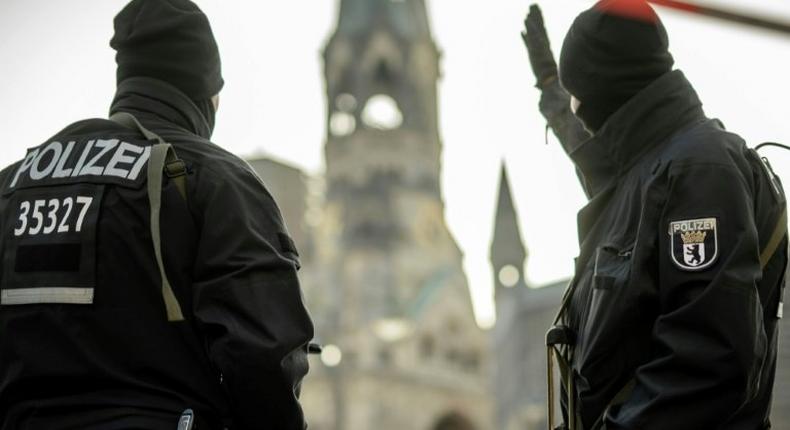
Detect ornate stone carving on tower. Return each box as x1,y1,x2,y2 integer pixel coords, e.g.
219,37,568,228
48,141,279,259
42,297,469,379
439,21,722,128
299,1,492,429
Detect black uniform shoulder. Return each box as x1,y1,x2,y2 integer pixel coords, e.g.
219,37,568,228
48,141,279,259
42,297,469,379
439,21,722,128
55,116,258,186
658,119,761,199
54,118,119,137
155,129,266,192
0,162,19,190
145,127,280,226
662,119,749,171
152,127,297,265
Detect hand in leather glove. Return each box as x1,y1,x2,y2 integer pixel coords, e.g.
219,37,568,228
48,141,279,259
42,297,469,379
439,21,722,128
521,4,558,89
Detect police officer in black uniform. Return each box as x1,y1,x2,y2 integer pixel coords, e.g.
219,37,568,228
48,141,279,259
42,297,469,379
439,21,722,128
522,1,788,428
0,1,314,428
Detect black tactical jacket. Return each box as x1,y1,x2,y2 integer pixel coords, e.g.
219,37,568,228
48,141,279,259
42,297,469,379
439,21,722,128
542,70,788,429
0,77,314,429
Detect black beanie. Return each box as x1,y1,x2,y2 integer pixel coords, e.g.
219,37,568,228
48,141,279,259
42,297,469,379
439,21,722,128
110,0,224,102
559,0,674,132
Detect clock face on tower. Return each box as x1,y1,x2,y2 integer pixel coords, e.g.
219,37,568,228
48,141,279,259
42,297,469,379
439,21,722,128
498,265,520,288
361,94,403,130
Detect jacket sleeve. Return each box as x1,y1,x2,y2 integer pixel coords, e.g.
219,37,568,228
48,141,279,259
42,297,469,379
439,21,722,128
191,164,314,429
538,80,593,197
539,80,591,156
608,162,767,429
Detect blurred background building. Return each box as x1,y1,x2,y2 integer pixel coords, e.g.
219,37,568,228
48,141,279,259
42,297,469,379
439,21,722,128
250,0,491,428
246,1,790,430
489,165,563,430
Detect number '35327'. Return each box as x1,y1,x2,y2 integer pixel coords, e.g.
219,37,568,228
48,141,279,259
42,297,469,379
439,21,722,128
14,197,94,237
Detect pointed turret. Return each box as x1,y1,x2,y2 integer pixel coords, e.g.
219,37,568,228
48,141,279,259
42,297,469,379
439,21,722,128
490,163,528,290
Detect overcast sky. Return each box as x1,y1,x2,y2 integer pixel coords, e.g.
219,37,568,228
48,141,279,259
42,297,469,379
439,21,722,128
1,0,789,327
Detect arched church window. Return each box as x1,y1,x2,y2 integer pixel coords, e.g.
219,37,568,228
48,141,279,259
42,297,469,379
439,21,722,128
362,94,403,130
432,412,477,430
420,335,435,359
463,350,481,372
378,347,393,365
446,318,461,336
375,61,393,83
498,265,520,288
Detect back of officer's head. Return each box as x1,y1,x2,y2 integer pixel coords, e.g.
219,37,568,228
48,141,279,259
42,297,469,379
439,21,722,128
110,0,224,127
559,0,674,132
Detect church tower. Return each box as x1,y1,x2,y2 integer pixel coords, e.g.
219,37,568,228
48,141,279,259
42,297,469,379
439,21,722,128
321,0,457,333
324,0,442,250
489,163,534,429
300,1,493,429
490,163,528,294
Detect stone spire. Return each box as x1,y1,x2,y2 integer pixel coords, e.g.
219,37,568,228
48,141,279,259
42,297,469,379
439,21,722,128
490,162,528,289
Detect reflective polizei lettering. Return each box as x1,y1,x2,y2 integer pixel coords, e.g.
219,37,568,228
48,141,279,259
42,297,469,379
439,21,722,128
9,139,151,188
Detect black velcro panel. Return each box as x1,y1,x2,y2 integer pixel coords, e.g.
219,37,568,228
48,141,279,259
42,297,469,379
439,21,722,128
15,244,82,272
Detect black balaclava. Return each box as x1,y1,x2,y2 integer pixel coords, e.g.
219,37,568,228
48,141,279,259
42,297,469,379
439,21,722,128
110,0,223,134
559,0,674,132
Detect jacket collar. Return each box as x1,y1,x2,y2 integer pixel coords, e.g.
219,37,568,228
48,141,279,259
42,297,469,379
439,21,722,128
109,77,212,139
569,70,707,195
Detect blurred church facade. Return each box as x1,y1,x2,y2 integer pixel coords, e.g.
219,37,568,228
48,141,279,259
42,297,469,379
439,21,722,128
249,0,491,429
246,1,790,429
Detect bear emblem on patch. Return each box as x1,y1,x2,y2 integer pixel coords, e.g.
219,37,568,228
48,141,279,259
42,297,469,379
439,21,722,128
668,217,718,271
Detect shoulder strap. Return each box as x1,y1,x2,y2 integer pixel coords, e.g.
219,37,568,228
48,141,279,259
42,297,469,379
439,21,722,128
110,112,188,201
760,207,787,270
110,112,186,322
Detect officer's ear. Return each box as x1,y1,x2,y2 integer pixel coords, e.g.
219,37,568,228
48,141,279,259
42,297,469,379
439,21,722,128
211,94,220,112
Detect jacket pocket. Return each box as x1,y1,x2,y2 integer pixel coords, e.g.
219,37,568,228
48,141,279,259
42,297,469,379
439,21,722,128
593,245,633,290
576,244,634,334
586,244,634,334
578,244,635,381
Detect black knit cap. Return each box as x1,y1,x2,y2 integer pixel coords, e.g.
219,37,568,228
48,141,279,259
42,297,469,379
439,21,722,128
110,0,224,101
559,0,674,132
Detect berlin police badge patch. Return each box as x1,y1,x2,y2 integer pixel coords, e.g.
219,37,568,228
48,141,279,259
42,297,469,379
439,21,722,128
669,218,718,271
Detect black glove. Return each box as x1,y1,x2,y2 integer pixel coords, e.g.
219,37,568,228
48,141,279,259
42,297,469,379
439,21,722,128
521,4,558,89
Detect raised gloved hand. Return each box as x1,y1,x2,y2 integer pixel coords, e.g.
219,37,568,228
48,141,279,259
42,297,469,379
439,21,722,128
521,4,558,89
